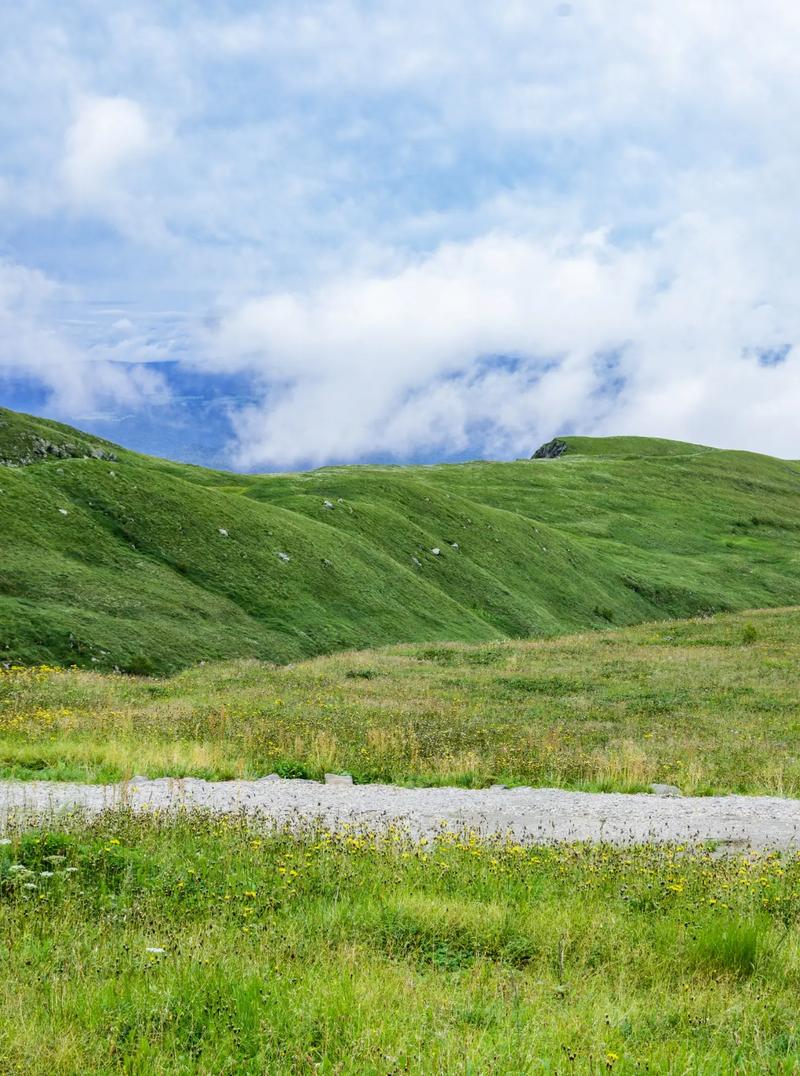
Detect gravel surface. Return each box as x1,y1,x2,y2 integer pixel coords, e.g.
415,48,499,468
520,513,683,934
3,776,800,848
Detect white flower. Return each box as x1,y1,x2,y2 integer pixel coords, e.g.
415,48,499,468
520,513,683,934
8,864,29,873
39,870,54,877
64,867,79,874
0,838,11,846
145,947,166,955
22,882,37,890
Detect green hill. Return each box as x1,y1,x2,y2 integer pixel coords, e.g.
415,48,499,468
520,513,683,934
1,406,799,673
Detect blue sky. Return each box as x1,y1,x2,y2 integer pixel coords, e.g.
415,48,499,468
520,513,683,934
1,2,799,468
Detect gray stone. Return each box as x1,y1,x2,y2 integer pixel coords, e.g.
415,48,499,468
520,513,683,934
277,551,291,562
322,499,334,509
325,773,354,786
490,783,510,791
431,547,441,556
532,438,568,460
650,783,682,797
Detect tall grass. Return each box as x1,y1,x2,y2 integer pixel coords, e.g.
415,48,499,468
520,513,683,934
2,606,800,795
1,813,800,1072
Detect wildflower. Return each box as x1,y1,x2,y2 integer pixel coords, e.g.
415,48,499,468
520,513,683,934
145,947,166,955
8,864,30,874
22,882,38,890
39,871,54,878
605,1051,619,1068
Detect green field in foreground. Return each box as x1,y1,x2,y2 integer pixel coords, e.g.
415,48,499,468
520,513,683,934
1,814,799,1073
3,606,800,796
3,406,800,675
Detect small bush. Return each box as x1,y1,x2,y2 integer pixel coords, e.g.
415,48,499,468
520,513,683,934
593,605,615,622
742,623,758,645
123,654,159,676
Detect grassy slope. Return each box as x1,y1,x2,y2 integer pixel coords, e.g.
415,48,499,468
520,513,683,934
1,407,800,673
4,606,800,795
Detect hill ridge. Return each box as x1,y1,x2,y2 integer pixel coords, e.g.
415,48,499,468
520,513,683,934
1,406,800,673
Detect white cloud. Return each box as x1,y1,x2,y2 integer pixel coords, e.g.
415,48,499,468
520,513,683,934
62,95,153,201
3,2,800,464
0,261,169,415
203,214,800,467
59,94,170,244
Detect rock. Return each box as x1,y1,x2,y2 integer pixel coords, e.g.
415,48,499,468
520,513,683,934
322,499,334,509
218,528,229,537
325,773,353,786
277,551,291,562
411,556,422,567
532,438,568,460
58,508,68,516
650,783,682,797
451,542,459,550
431,547,441,556
490,783,510,791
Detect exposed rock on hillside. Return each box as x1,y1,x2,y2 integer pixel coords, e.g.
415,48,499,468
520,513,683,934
531,438,568,460
0,437,117,467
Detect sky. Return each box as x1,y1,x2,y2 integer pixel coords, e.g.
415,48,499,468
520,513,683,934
2,1,800,469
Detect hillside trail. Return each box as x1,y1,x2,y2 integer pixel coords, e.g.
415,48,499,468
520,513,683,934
2,777,800,849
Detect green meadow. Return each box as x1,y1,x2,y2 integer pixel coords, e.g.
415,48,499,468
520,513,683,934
2,815,800,1073
2,606,800,796
4,408,800,1073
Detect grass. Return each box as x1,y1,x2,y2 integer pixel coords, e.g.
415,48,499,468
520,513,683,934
3,407,800,674
5,410,800,1071
1,813,800,1072
2,605,800,795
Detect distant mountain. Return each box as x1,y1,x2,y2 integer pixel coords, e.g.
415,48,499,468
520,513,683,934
1,406,799,673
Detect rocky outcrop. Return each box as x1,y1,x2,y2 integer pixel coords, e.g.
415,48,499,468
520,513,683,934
531,438,568,460
0,434,117,467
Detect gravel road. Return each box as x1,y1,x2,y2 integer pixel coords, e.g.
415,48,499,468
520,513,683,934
3,776,800,848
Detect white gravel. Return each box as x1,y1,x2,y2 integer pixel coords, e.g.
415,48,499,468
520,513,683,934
3,776,800,848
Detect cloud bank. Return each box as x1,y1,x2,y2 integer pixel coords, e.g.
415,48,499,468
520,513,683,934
1,2,799,463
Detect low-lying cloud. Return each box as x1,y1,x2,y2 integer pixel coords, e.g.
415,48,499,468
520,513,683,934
204,220,800,467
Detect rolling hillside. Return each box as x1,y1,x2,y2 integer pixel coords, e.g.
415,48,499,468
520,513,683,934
1,406,799,673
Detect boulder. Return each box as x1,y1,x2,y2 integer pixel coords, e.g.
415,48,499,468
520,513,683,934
532,438,568,460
